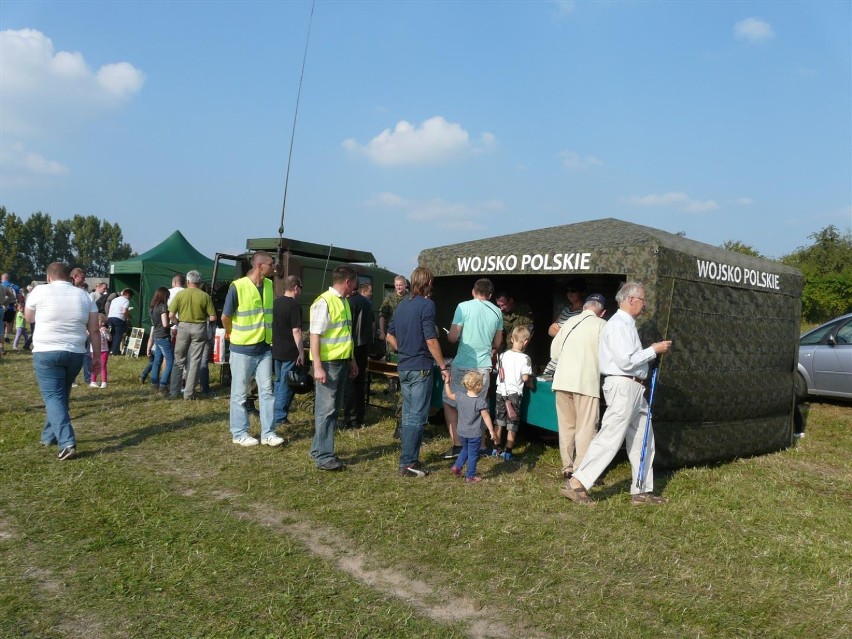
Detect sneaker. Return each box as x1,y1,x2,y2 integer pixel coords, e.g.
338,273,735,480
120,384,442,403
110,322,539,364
491,448,503,457
399,461,431,478
465,476,483,484
261,435,284,447
100,382,107,389
442,446,462,459
57,446,77,461
71,382,78,388
631,492,667,505
232,435,259,447
450,465,462,477
502,451,513,461
89,382,99,388
316,458,345,471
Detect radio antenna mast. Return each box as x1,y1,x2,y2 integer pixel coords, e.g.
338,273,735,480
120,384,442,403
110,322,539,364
278,0,316,240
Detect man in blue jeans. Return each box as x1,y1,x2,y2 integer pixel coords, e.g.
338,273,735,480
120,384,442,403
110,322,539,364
309,265,358,471
25,262,102,461
272,275,303,426
386,266,450,478
221,252,277,447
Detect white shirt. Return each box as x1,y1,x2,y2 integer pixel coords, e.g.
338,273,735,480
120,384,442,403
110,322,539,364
598,309,657,379
25,281,96,353
496,349,532,396
108,295,130,320
168,286,185,310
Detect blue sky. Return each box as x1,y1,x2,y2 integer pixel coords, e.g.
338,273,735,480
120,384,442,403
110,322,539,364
1,0,850,275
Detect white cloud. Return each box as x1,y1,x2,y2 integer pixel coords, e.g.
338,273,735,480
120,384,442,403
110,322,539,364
627,192,720,213
553,1,576,21
0,28,145,136
0,142,68,188
343,116,496,166
558,150,603,171
366,191,504,230
0,28,145,182
734,18,775,43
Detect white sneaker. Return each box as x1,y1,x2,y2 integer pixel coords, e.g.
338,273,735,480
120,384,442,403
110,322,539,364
100,382,108,389
261,434,284,447
232,435,259,447
90,382,99,388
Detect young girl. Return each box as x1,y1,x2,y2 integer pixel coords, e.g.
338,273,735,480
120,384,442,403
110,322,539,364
12,302,28,349
444,370,497,483
90,313,111,389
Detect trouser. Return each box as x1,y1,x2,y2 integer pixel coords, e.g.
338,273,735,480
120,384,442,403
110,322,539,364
170,322,207,399
555,391,600,475
574,377,653,495
343,344,369,426
311,360,347,465
398,368,433,468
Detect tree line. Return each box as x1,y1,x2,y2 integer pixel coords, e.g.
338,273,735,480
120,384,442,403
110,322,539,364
722,224,852,323
0,206,135,282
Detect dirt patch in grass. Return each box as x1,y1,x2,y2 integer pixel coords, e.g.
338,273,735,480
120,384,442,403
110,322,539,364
221,496,546,639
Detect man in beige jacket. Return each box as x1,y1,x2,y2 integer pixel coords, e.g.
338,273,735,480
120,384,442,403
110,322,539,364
550,293,607,484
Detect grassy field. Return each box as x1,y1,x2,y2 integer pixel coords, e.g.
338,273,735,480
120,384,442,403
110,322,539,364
1,350,849,639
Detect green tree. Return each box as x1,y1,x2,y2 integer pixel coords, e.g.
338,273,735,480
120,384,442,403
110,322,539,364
1,207,136,281
20,212,57,279
0,206,29,282
782,225,852,322
721,240,763,258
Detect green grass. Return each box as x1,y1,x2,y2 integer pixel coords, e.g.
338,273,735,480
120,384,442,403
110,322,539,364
1,350,850,638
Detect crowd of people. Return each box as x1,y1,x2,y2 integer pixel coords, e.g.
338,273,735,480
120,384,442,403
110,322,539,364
14,258,673,504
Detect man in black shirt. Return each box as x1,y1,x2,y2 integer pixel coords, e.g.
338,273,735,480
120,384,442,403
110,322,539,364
272,275,303,426
343,281,374,428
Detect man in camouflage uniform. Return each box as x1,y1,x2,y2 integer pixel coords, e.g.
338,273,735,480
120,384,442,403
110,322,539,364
494,291,534,341
377,275,407,347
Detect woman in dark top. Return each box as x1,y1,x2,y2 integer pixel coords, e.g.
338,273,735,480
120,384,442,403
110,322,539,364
148,287,174,394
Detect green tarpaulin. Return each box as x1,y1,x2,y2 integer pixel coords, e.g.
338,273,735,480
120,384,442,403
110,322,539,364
109,230,232,330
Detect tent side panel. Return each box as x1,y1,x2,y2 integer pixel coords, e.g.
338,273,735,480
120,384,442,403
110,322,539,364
654,415,792,468
645,278,798,466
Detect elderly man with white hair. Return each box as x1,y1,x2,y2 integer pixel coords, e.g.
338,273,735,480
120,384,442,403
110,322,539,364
562,282,671,506
168,270,216,400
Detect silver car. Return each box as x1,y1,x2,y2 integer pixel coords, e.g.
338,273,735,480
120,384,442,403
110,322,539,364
796,312,852,401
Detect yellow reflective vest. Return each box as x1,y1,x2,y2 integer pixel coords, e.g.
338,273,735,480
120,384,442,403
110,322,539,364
311,289,353,361
229,277,273,346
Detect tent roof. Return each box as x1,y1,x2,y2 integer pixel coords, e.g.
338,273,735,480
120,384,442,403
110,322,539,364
115,230,214,269
419,217,802,292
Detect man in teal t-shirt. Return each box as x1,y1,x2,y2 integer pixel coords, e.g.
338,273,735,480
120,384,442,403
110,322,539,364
442,278,503,459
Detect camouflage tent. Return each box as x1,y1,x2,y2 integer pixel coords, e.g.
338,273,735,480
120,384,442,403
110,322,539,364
419,218,804,468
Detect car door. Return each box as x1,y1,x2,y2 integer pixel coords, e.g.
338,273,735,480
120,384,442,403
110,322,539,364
811,318,852,398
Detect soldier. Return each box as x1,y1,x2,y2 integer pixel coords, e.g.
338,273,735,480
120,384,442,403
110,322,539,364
495,291,534,340
378,275,407,345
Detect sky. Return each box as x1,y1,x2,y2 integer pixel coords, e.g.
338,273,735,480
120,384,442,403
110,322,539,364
1,0,850,275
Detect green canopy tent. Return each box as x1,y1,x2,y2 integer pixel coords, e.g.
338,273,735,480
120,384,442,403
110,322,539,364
109,230,232,331
419,218,804,468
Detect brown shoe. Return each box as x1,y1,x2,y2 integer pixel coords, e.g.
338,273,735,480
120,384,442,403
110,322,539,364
631,492,667,505
560,479,595,505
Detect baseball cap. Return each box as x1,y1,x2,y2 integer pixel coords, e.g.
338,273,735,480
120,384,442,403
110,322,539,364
586,293,606,306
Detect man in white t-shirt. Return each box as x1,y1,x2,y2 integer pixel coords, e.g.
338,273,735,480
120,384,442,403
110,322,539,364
25,262,101,461
107,288,132,355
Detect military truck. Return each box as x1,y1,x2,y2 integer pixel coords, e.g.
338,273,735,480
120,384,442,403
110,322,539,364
211,236,400,329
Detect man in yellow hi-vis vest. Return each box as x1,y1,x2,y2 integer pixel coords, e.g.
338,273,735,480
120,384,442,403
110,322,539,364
309,265,358,470
221,251,277,447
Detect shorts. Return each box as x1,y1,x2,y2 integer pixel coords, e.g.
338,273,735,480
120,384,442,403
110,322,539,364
443,366,491,408
3,308,15,324
496,393,521,432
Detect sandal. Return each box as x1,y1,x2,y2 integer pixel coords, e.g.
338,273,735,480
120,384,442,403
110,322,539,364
560,480,595,505
631,492,667,505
